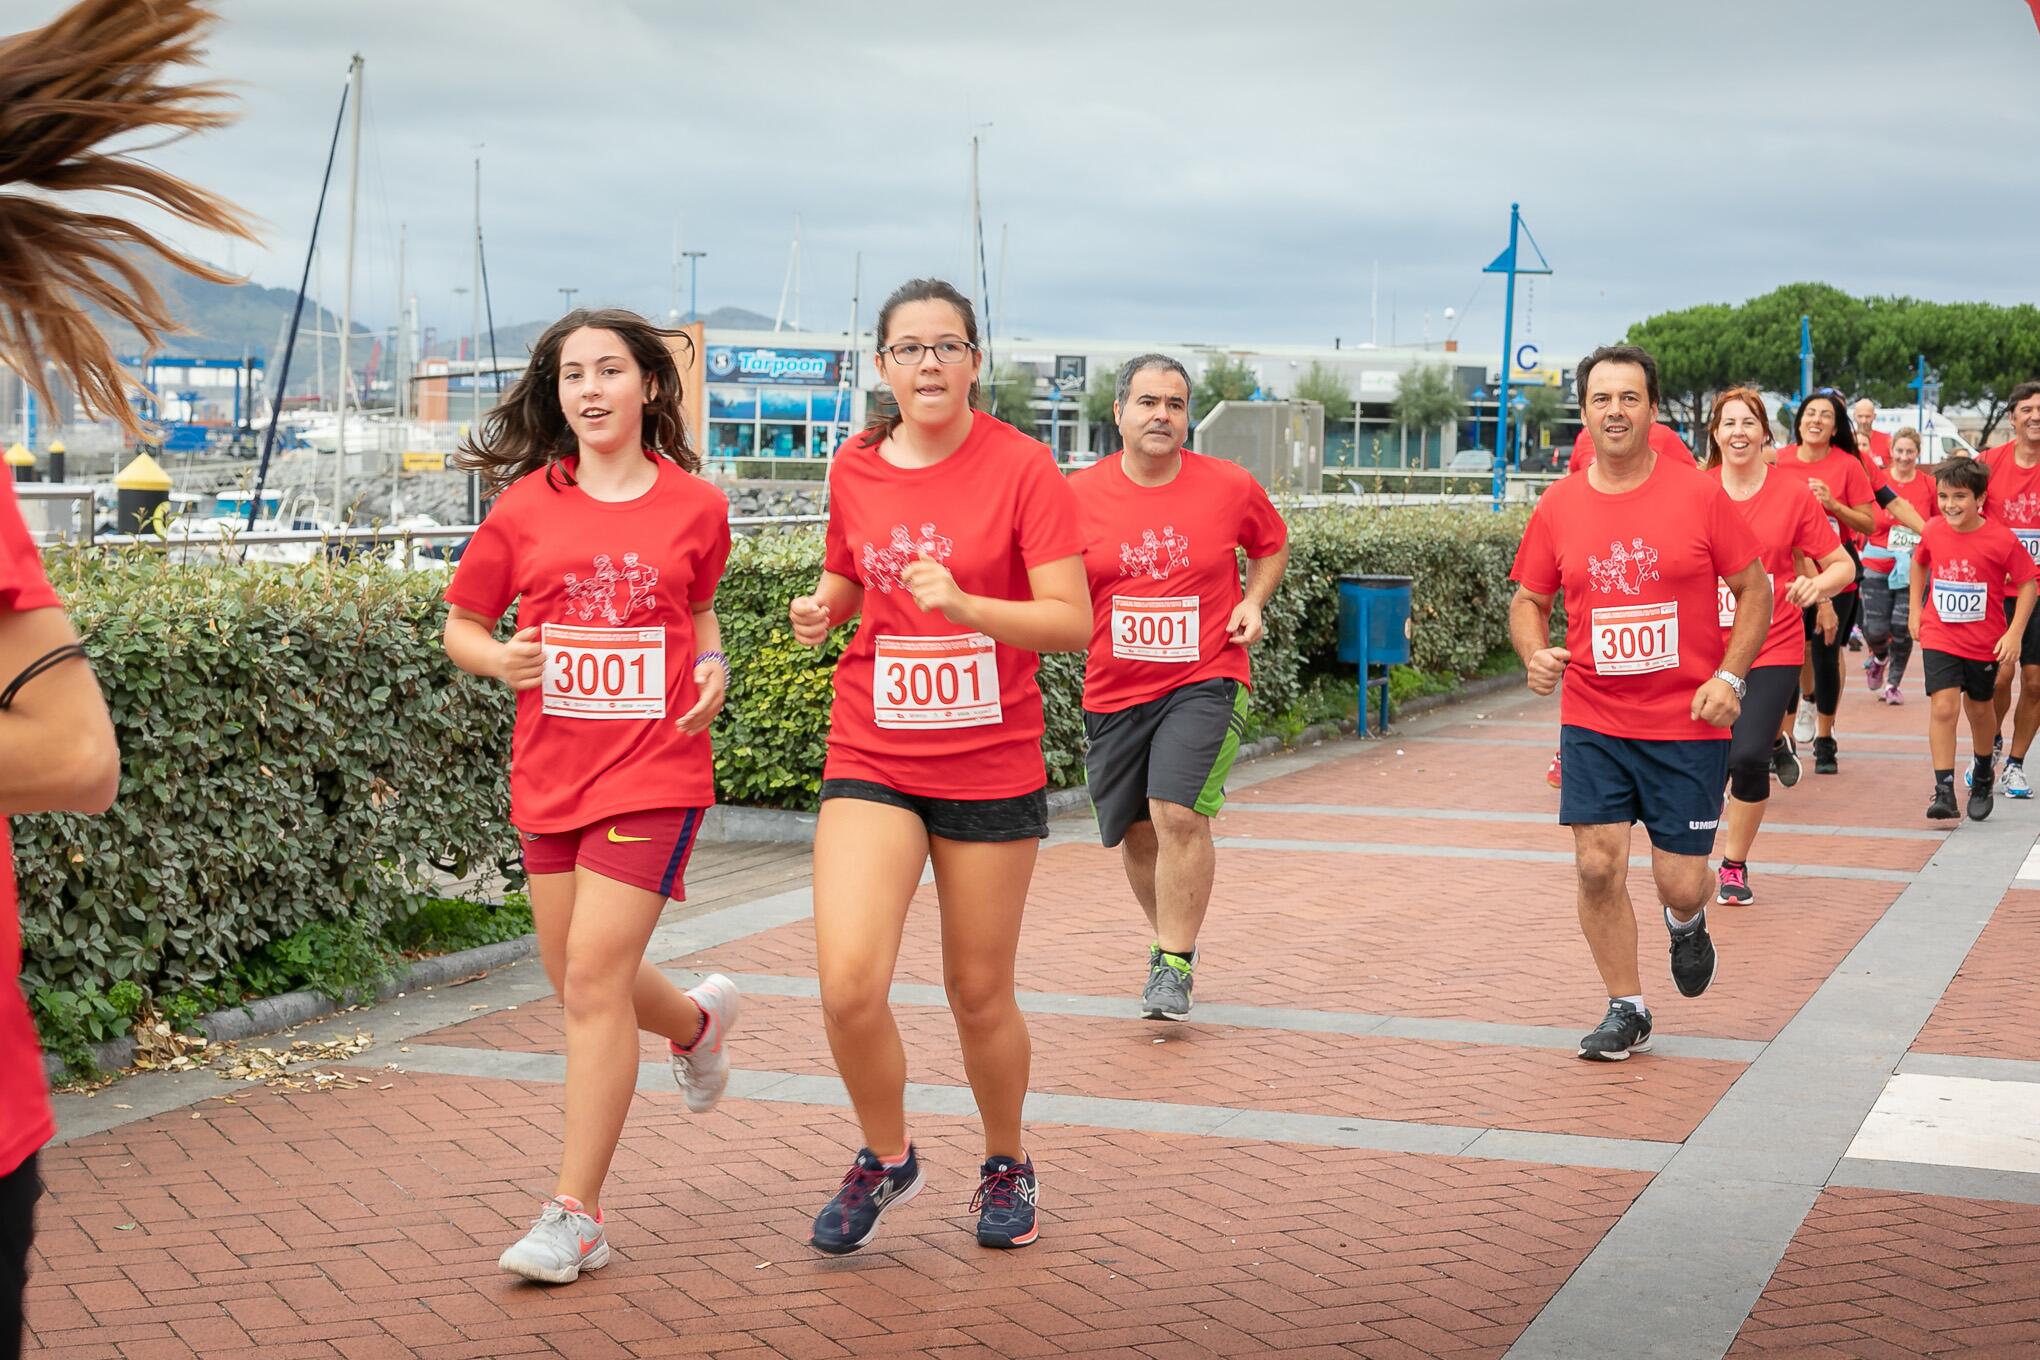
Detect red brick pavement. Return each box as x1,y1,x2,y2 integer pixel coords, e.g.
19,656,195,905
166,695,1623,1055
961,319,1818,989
698,843,1896,1041
1911,888,2040,1063
417,992,1744,1144
1727,1186,2040,1357
28,1071,1650,1359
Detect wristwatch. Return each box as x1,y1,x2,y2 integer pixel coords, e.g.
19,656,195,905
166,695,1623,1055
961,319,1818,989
1713,670,1747,700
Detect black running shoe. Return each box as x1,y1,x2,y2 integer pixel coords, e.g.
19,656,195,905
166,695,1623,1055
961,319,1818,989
1969,769,1995,822
1770,735,1802,789
810,1146,924,1255
971,1156,1039,1249
1577,999,1653,1062
1927,784,1960,820
1667,910,1717,998
1812,736,1838,775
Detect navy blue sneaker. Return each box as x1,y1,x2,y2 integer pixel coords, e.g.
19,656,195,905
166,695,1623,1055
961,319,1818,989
972,1155,1038,1249
810,1146,924,1255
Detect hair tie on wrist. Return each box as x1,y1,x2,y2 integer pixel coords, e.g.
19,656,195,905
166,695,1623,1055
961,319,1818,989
696,649,729,676
0,643,89,710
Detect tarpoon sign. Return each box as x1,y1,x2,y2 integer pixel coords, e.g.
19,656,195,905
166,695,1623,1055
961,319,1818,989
706,346,841,387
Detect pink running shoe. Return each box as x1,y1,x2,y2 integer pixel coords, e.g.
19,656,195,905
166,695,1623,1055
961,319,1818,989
1546,751,1562,789
1882,684,1904,706
1716,861,1753,906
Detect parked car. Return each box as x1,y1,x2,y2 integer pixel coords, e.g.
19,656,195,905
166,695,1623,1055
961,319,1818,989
1446,448,1494,473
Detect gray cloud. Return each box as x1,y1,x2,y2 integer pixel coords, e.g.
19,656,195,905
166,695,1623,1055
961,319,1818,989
17,0,2037,360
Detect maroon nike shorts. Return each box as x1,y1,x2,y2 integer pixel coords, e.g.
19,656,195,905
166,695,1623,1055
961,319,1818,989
519,806,707,899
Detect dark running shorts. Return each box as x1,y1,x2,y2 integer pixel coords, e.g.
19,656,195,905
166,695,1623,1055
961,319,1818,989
818,780,1049,843
2001,598,2040,668
1923,648,1999,702
1082,678,1248,848
1558,724,1729,857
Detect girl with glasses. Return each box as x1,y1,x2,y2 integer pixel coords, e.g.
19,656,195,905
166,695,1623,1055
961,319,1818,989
788,278,1088,1255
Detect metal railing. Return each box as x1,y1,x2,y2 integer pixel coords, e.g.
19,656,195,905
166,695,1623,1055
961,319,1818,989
15,484,99,546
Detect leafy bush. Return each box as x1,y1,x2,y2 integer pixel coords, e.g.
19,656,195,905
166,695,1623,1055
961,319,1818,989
23,505,1529,1061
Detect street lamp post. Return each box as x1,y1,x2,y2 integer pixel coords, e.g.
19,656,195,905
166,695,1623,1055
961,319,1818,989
559,286,578,312
681,251,707,321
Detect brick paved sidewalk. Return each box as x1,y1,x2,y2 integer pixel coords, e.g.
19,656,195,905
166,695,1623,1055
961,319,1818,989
29,667,2040,1358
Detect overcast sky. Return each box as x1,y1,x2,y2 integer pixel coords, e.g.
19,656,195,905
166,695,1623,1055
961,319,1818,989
11,0,2039,360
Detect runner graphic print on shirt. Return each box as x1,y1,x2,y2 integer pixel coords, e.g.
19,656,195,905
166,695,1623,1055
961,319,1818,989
1587,538,1662,596
1119,526,1191,580
561,552,660,625
859,523,956,593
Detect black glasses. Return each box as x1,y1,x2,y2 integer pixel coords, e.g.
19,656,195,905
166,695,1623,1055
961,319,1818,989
879,340,977,365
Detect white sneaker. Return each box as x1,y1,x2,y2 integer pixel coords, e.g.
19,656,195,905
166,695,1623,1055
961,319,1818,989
1792,701,1815,745
499,1195,609,1283
671,973,741,1113
2007,764,2033,799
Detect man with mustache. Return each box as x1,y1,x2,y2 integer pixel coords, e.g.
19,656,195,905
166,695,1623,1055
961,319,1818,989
1070,355,1289,1020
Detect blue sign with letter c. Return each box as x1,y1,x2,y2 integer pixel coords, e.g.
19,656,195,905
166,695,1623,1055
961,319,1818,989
1515,342,1540,372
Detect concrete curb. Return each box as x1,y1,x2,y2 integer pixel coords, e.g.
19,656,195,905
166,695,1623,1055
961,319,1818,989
43,934,536,1084
46,668,1525,1082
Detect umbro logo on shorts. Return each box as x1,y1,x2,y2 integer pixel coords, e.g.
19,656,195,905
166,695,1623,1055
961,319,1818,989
1689,819,1720,831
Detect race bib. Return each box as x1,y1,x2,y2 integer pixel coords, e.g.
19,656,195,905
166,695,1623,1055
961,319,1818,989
1716,579,1737,629
1887,524,1920,555
1932,578,1988,624
1591,601,1679,676
2016,529,2040,566
1111,594,1199,663
873,633,1002,729
542,623,665,720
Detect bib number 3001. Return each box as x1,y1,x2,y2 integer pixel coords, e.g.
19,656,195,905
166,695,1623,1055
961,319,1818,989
542,623,665,719
874,633,1002,729
1591,601,1680,676
1112,594,1199,663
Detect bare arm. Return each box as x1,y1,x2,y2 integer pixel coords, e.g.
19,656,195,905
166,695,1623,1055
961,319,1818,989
0,606,119,816
1509,585,1569,695
444,604,541,690
1831,499,1877,536
788,569,864,646
1784,547,1856,608
675,605,725,734
1228,544,1291,645
1719,559,1771,677
921,554,1092,654
1879,488,1928,535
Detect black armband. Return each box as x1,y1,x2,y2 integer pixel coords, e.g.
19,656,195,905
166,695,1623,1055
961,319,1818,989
0,644,89,710
1874,484,1897,508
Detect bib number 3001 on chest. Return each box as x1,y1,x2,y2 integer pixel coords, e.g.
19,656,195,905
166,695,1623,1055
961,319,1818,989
1591,601,1680,676
542,623,666,719
874,633,1003,729
1112,594,1199,663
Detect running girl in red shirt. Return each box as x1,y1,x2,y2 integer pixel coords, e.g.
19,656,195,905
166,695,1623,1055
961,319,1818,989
445,309,739,1284
1702,390,1851,906
1860,428,1938,705
0,2,229,1346
787,278,1089,1255
1772,392,1928,774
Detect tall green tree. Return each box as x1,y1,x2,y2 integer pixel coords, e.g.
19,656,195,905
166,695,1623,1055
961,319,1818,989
1519,383,1566,447
976,362,1038,435
1293,361,1354,420
1390,363,1463,453
1193,354,1258,420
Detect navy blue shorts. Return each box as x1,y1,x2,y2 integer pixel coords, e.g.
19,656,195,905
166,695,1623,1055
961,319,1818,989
1558,725,1729,857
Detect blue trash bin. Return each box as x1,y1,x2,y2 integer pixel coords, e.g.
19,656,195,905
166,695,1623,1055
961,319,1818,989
1337,574,1414,734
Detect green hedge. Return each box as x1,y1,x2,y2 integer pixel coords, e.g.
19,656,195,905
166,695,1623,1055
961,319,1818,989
20,505,1528,1024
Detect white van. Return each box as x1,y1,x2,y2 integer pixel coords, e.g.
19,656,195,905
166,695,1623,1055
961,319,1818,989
1871,408,1979,464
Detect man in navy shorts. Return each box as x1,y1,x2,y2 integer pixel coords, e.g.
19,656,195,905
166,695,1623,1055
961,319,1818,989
1509,346,1770,1060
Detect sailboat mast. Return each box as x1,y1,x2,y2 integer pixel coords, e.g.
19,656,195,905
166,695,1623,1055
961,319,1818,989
332,52,362,522
394,222,407,421
471,152,483,441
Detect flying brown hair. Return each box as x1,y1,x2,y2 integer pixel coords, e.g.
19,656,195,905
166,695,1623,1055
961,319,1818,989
0,0,257,440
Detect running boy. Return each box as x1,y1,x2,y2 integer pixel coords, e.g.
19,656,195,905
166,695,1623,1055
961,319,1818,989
1910,457,2038,821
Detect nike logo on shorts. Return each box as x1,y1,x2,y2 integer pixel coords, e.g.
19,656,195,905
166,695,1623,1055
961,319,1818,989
607,828,652,844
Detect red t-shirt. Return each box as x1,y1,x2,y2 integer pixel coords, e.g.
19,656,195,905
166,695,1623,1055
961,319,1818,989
1982,444,2040,590
1512,457,1760,741
1772,446,1876,591
445,456,731,832
1569,423,1694,474
1863,469,1937,568
822,411,1083,797
1710,467,1842,670
0,472,57,1178
1859,429,1893,471
1070,450,1288,714
1914,517,2037,661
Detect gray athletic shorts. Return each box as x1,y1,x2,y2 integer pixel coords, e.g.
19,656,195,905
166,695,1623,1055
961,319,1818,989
1082,677,1248,848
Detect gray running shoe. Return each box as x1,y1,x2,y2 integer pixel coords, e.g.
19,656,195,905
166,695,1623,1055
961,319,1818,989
499,1196,609,1284
1141,946,1194,1021
670,973,741,1114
